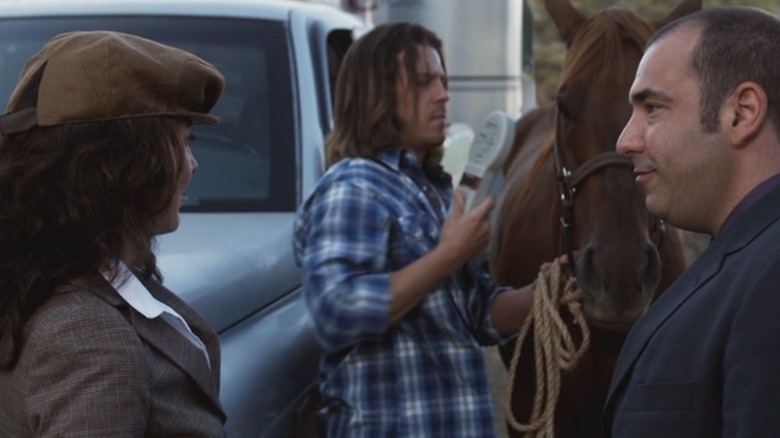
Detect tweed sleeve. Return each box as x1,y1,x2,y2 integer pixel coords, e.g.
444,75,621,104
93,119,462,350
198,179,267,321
21,294,152,437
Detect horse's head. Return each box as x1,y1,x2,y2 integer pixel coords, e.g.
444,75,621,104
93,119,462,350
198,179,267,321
546,0,699,331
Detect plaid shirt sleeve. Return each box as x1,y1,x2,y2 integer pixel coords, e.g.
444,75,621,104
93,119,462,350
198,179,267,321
458,258,513,346
294,177,393,352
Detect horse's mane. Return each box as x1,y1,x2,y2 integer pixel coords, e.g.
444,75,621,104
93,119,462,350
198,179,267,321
558,8,656,93
513,129,555,203
510,107,555,203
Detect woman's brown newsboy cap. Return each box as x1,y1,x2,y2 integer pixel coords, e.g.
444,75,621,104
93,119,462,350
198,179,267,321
0,30,225,135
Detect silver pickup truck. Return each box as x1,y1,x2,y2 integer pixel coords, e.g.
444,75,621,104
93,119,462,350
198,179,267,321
0,0,367,436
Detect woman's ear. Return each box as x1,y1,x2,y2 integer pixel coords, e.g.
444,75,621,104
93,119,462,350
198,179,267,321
721,82,768,148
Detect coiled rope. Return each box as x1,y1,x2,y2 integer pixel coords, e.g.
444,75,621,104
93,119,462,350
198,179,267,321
503,259,591,437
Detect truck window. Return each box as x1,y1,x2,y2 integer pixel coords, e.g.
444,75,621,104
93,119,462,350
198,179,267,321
0,16,295,213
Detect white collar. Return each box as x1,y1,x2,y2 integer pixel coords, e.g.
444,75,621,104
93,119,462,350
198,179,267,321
102,261,211,368
103,262,173,319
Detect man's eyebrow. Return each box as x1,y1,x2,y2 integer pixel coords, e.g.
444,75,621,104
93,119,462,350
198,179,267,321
630,88,673,105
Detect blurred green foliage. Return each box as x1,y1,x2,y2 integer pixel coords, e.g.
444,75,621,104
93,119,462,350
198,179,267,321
527,0,780,105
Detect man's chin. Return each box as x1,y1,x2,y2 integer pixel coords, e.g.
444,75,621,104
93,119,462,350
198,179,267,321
645,198,668,222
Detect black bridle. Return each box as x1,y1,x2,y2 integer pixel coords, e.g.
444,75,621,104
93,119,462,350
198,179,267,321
552,129,670,277
553,134,634,276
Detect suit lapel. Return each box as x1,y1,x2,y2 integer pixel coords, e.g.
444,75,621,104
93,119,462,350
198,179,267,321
605,184,780,415
130,311,222,406
139,280,224,415
85,275,224,418
604,243,722,415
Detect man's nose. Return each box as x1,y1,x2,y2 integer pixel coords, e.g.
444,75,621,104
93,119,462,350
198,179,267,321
616,114,643,155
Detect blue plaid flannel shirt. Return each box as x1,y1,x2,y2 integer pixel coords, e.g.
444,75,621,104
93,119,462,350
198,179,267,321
293,147,510,437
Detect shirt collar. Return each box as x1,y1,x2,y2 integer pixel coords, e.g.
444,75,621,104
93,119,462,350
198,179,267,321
375,147,406,172
374,147,452,186
100,262,212,370
102,262,167,319
718,171,780,236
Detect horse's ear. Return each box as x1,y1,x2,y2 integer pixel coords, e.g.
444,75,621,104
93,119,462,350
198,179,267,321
653,0,702,30
545,0,586,47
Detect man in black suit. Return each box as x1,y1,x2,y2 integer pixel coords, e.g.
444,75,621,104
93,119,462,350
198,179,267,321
604,6,780,437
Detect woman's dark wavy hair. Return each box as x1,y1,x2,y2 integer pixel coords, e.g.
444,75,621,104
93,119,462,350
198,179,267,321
0,116,186,368
325,22,447,170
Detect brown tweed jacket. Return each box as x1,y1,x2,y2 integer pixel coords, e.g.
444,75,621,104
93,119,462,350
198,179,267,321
0,276,226,437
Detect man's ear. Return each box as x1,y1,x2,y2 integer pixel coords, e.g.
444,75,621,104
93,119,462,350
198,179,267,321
721,82,768,147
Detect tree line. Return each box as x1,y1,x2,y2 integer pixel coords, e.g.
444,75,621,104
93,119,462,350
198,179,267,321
528,0,779,105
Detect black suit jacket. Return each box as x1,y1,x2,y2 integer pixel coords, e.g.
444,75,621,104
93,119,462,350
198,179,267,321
604,183,780,437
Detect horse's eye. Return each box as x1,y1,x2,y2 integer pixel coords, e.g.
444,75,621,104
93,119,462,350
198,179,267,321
557,98,573,120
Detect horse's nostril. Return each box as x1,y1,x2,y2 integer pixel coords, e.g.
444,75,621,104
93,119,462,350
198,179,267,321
643,244,662,290
582,246,594,268
645,245,659,271
578,245,596,286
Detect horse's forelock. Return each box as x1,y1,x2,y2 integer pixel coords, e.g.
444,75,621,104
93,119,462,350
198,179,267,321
558,8,655,93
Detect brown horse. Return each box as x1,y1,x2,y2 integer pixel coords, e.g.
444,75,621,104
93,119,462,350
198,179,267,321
489,0,700,436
